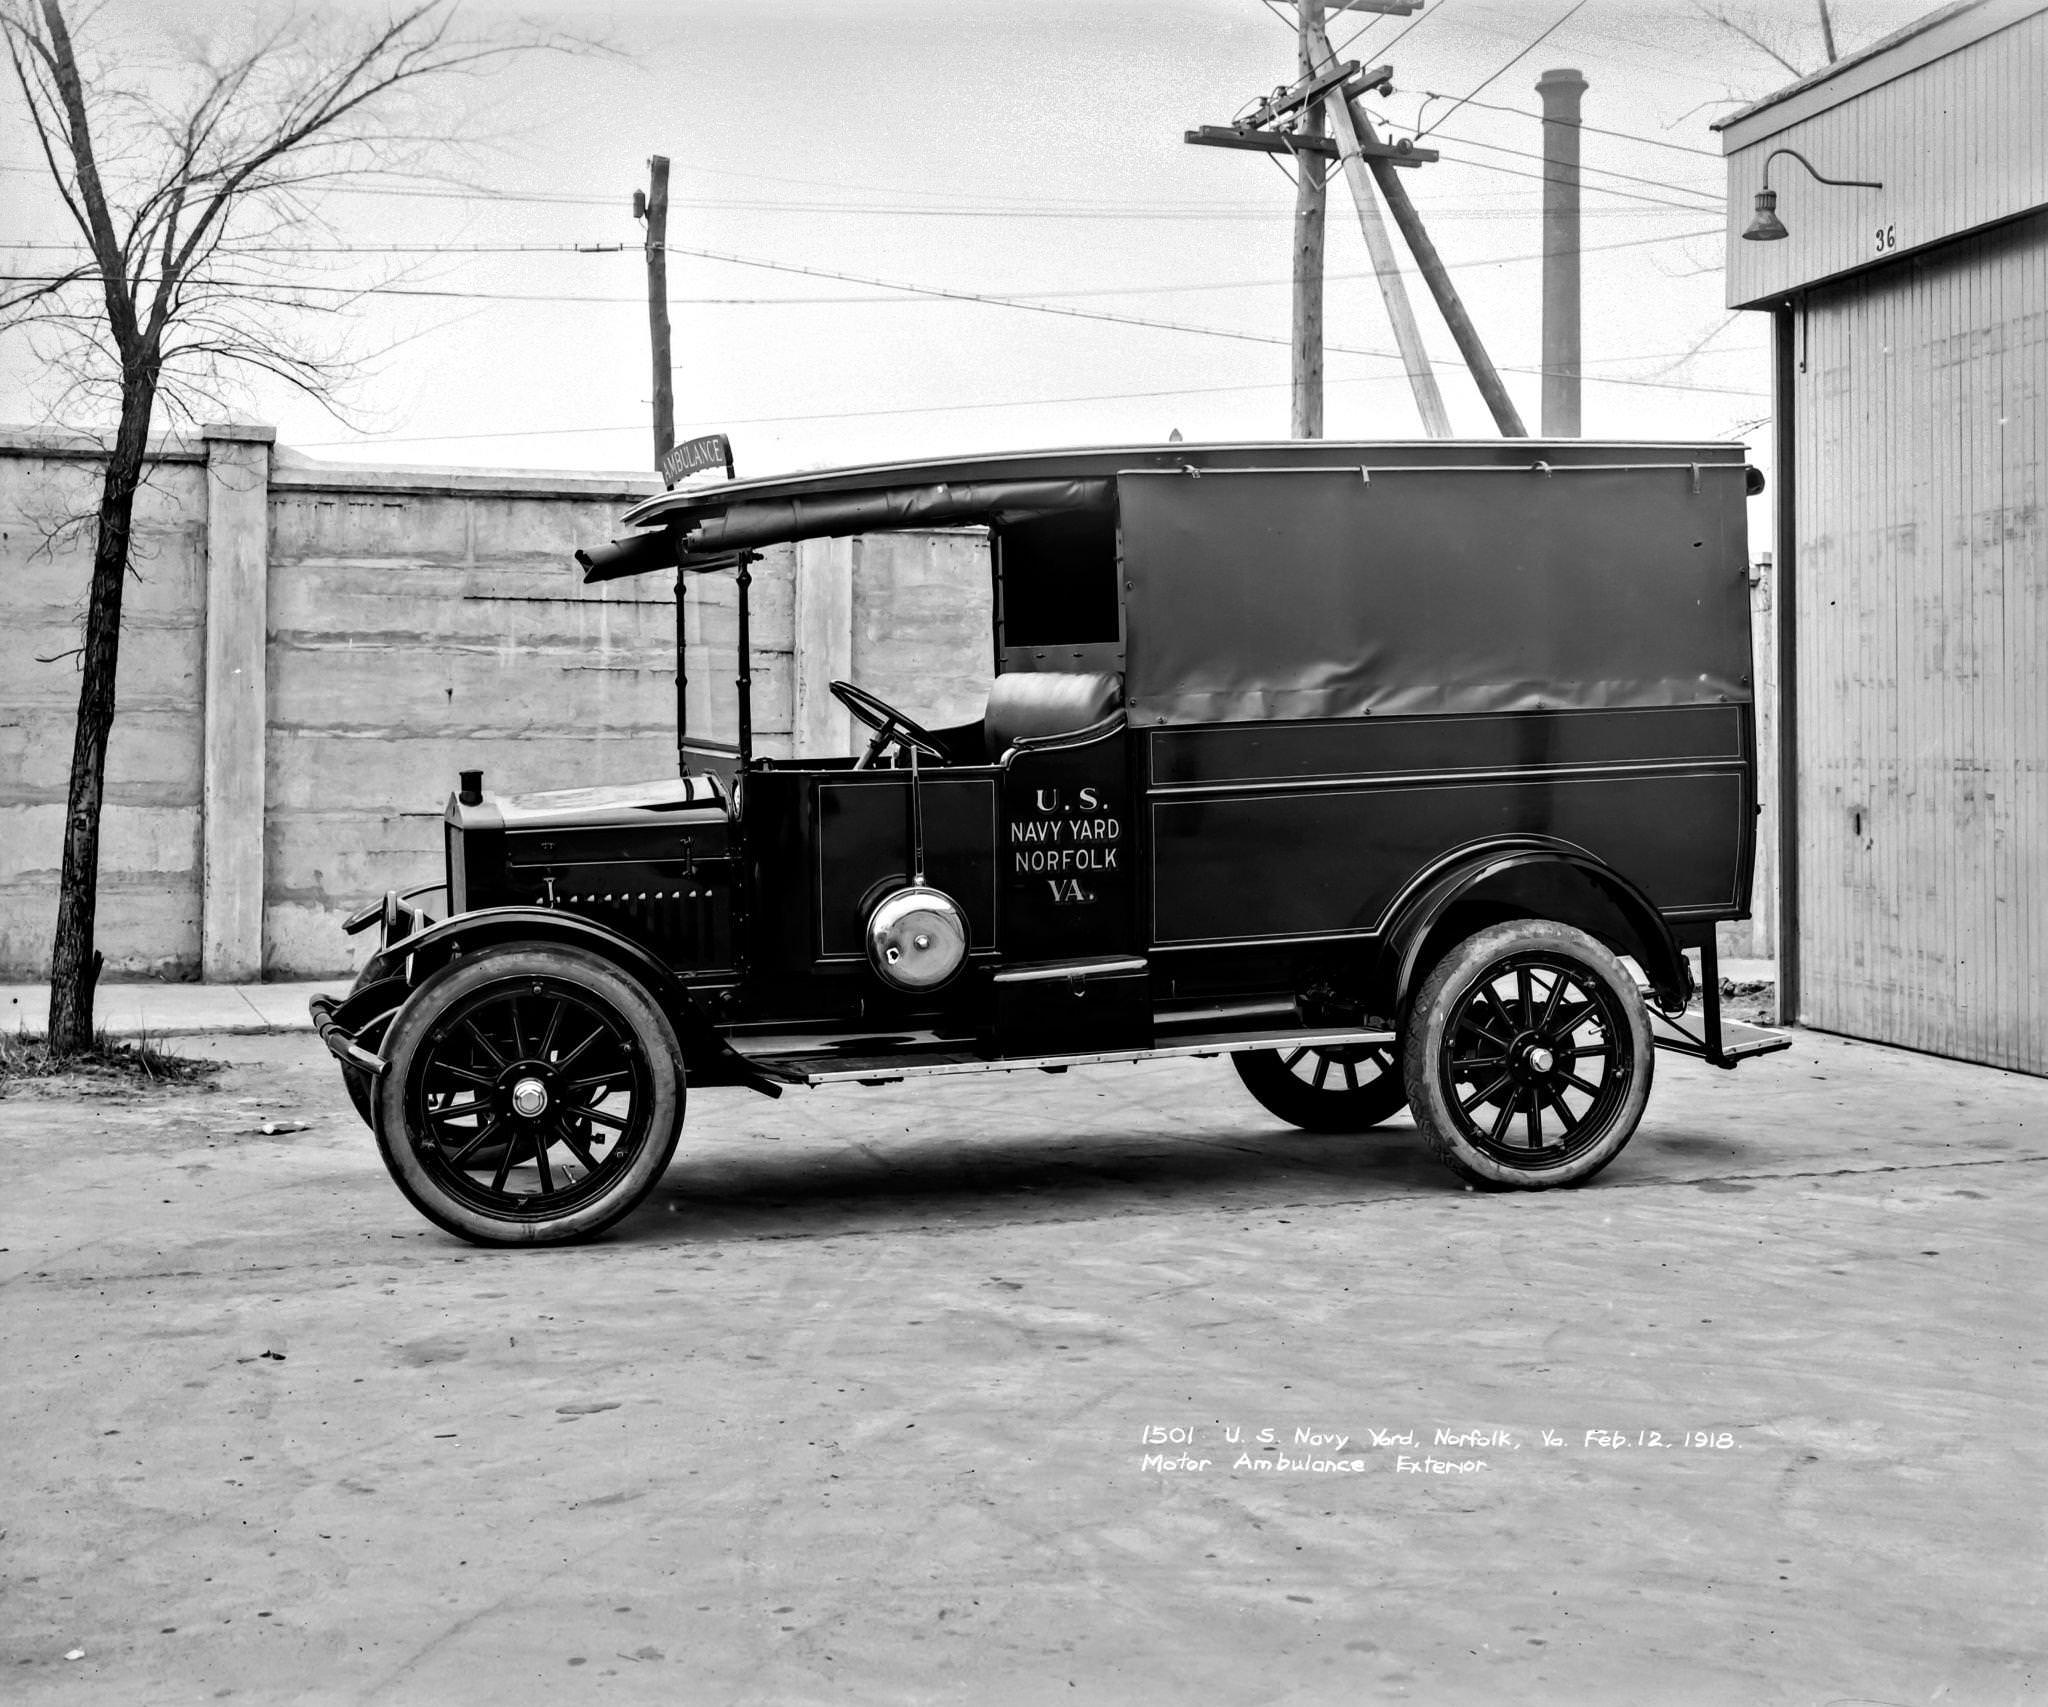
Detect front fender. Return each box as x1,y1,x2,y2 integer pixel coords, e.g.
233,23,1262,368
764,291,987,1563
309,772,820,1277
361,906,692,1012
323,904,776,1099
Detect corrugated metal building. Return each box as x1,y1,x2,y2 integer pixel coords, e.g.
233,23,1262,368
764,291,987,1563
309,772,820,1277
1718,0,2047,1074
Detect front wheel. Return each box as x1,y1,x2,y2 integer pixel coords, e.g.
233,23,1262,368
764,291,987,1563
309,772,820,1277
1402,920,1652,1189
1233,1042,1407,1132
372,943,685,1246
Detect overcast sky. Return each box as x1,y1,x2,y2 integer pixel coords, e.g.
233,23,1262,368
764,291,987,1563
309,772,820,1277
1,0,1932,479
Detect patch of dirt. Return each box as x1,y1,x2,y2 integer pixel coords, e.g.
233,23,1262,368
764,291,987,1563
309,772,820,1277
0,1028,224,1097
1719,977,1777,1026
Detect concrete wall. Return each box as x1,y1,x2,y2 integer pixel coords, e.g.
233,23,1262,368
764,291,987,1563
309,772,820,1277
263,454,675,976
0,429,991,980
0,432,210,977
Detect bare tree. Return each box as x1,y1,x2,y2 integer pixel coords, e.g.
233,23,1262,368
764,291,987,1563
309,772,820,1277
1,0,558,1052
1694,1,1844,81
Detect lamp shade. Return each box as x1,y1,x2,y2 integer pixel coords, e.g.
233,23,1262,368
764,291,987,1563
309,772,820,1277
1743,187,1788,242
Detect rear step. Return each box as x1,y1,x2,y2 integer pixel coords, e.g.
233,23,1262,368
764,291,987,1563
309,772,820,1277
1650,1005,1792,1065
735,1024,1395,1088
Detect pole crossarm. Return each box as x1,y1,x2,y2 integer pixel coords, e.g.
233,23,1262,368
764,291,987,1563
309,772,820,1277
1235,59,1391,133
1185,124,1436,165
1187,125,1335,159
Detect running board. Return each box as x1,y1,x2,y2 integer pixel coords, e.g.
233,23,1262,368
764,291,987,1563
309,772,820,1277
736,1025,1396,1088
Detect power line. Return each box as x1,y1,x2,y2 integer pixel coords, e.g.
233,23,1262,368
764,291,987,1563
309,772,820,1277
4,242,1759,399
296,333,1764,450
1417,0,1590,138
656,247,1765,397
0,160,1706,225
1425,148,1718,214
0,261,1407,357
300,372,1404,447
0,221,1722,295
0,240,635,257
0,216,1752,401
0,160,1277,219
1425,91,1722,157
0,155,1718,220
1408,125,1722,206
1331,0,1451,61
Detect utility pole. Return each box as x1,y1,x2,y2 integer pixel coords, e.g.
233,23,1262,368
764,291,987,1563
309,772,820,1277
1536,69,1586,437
1191,5,1525,441
1309,26,1447,435
634,155,681,773
638,154,676,469
1292,1,1326,438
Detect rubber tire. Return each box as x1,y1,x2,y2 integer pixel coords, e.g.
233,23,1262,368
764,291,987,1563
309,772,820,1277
1402,919,1653,1190
1233,1044,1407,1132
372,943,685,1246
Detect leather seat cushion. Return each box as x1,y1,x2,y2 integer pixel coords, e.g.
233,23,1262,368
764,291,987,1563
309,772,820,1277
983,670,1123,755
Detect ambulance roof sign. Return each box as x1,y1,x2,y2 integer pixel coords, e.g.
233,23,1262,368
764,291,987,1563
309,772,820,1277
661,432,735,489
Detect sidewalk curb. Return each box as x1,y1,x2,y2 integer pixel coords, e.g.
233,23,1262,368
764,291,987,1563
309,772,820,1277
0,983,348,1041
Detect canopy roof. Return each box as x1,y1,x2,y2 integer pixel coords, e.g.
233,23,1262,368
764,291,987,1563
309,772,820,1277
576,439,1749,583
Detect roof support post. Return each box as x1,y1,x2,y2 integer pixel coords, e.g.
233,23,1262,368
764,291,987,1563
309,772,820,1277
733,553,755,772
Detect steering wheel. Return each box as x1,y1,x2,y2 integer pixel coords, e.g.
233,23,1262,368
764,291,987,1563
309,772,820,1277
830,679,946,770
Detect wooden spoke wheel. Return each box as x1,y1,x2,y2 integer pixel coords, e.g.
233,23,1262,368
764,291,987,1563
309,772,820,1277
1233,1040,1407,1132
1402,920,1653,1189
371,944,684,1246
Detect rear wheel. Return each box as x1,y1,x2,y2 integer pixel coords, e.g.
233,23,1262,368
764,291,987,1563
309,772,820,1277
1233,1042,1407,1132
1402,920,1652,1189
372,944,684,1246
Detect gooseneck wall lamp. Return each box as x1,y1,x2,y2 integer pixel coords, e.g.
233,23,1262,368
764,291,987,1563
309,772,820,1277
1742,147,1885,241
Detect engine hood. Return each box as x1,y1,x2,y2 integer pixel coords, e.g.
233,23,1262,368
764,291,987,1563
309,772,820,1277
446,774,729,835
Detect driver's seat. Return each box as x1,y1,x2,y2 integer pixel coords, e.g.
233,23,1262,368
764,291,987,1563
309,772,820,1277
983,670,1123,761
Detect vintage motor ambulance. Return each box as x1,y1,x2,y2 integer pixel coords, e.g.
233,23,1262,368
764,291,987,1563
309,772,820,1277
314,439,1787,1245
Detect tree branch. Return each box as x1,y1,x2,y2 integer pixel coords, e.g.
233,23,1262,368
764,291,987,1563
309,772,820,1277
1693,4,1811,80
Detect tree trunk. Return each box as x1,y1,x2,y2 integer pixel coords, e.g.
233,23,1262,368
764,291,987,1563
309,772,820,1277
46,363,157,1053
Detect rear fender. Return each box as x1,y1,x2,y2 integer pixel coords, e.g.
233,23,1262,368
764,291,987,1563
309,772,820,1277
1380,841,1690,1021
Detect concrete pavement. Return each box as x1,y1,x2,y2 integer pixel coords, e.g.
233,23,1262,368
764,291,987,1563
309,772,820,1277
1,1017,2039,1704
